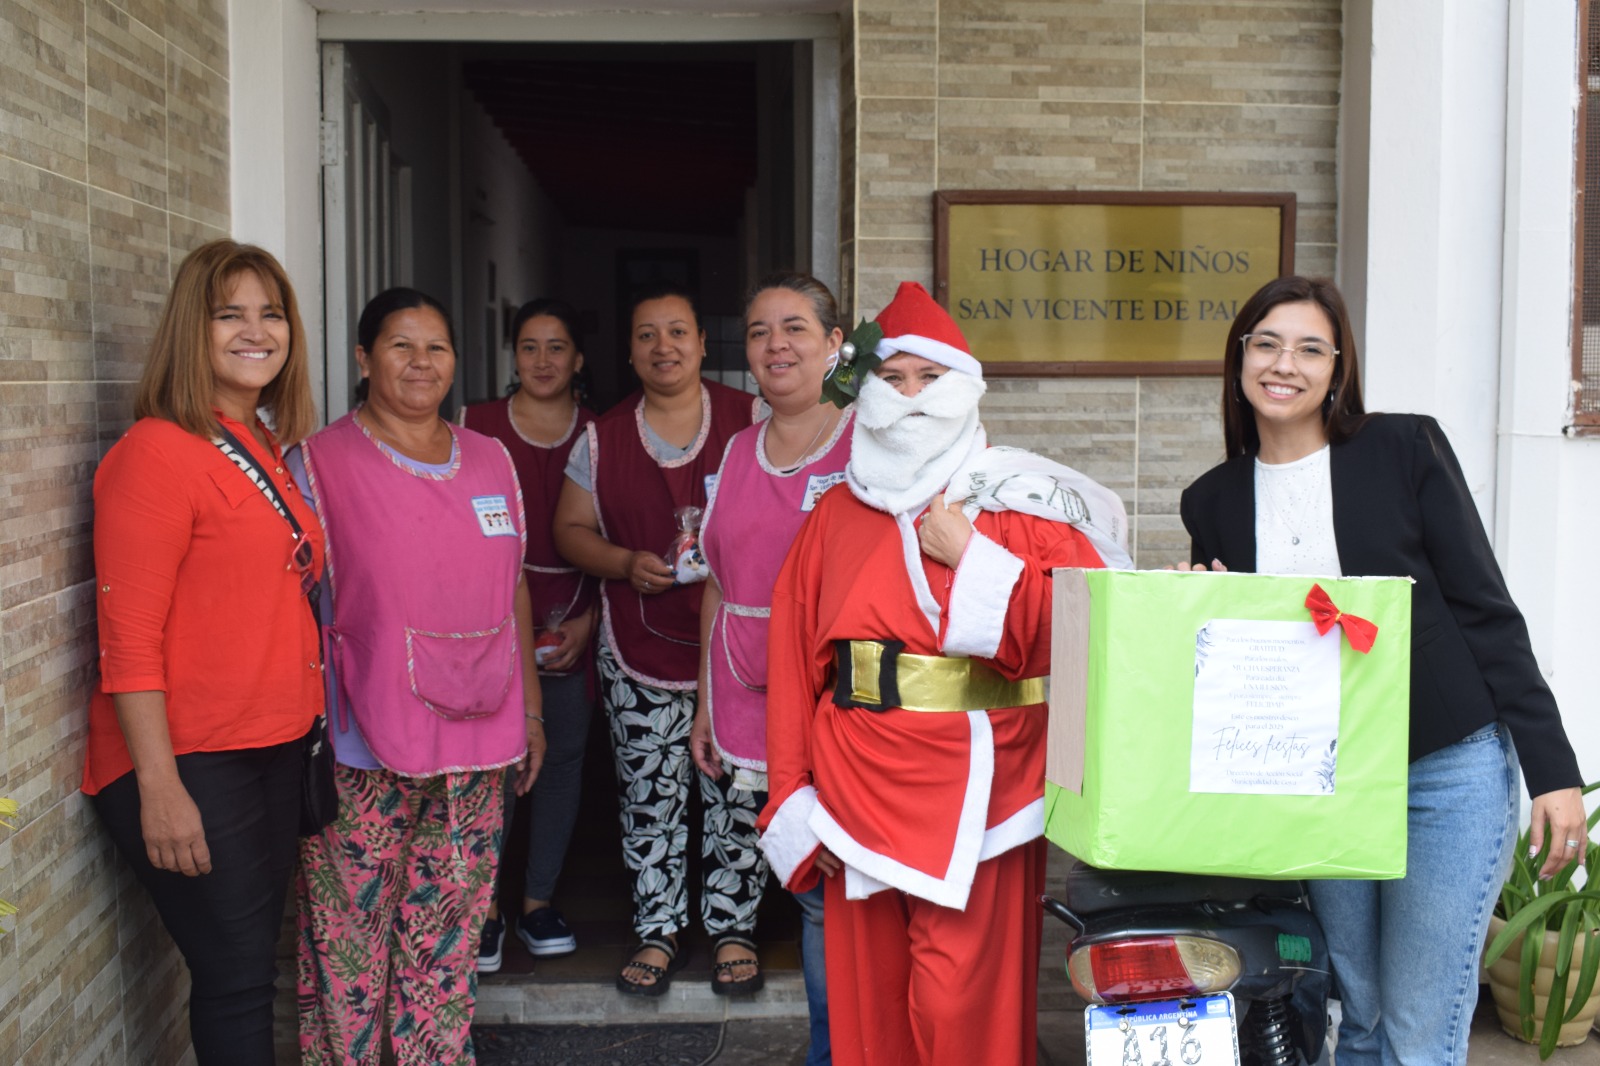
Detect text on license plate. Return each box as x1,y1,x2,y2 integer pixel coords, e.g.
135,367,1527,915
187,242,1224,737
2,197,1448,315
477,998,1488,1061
1085,993,1240,1066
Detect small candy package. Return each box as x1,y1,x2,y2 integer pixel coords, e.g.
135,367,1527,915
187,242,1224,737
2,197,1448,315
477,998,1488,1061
668,506,710,585
534,605,567,667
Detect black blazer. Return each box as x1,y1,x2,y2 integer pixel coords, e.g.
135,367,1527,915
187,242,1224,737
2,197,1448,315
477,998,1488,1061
1180,413,1581,798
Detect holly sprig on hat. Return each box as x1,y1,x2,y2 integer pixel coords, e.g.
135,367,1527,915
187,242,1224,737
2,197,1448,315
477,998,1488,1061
820,319,884,409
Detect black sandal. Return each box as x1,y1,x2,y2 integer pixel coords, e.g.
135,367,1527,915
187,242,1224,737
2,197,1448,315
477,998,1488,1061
711,934,764,996
616,936,684,997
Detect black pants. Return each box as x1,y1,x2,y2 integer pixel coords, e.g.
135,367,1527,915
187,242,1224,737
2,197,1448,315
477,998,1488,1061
93,735,303,1066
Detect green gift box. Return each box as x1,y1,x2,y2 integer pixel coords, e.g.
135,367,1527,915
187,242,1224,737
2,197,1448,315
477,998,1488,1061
1045,568,1412,879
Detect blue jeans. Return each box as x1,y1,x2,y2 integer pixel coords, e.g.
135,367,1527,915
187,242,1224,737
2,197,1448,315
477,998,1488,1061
796,882,831,1065
1309,724,1519,1066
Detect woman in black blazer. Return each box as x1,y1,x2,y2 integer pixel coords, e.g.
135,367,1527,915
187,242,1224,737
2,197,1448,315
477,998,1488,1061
1178,276,1586,1064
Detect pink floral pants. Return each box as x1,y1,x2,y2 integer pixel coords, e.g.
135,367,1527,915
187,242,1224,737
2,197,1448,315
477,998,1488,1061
296,763,504,1065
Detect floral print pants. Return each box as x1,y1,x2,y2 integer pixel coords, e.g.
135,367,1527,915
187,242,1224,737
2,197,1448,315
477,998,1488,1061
296,763,503,1065
599,642,769,940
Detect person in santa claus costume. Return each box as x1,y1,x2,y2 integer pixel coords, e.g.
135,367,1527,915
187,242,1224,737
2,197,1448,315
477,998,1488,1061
758,281,1132,1066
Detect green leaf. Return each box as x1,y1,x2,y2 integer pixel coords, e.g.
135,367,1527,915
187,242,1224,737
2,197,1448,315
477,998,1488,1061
351,1019,375,1060
328,937,370,984
436,993,470,1028
1487,892,1575,962
1487,888,1600,957
1554,898,1582,976
1519,909,1545,1041
354,876,383,913
1565,911,1600,1024
1540,955,1568,1060
405,882,441,908
306,862,347,909
1552,851,1581,893
820,318,886,410
431,924,463,964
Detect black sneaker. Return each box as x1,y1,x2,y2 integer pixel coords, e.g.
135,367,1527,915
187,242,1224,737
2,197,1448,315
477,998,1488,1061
517,907,577,957
478,916,505,974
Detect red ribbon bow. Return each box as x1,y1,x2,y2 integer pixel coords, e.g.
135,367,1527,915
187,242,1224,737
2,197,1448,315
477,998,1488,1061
1305,584,1378,653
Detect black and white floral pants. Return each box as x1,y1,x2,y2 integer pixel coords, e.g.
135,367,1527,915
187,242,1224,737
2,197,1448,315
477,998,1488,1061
598,642,769,940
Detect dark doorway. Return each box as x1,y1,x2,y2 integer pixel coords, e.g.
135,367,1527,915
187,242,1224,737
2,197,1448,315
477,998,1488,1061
326,34,810,982
326,38,813,417
457,42,802,410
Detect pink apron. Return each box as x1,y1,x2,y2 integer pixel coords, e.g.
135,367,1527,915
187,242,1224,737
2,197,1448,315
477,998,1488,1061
700,411,853,770
304,413,528,777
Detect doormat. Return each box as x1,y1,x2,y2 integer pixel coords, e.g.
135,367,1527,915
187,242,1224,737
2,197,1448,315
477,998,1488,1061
473,1023,723,1065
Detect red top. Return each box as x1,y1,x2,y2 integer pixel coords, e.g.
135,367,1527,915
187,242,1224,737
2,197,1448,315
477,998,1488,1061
83,415,327,795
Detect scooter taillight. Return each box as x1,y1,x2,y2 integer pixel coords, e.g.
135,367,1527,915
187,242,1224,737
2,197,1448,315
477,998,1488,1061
1067,936,1242,1004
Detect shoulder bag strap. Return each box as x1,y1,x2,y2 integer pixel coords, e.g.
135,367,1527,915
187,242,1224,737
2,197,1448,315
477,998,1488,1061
213,425,322,621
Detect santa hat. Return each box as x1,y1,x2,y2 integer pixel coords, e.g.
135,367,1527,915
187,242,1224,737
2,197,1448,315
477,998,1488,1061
872,281,983,378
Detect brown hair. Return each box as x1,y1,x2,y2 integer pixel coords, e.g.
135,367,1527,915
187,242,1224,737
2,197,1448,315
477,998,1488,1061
134,240,316,445
1221,275,1367,459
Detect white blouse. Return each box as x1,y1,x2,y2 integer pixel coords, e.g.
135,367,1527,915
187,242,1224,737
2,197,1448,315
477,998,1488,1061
1254,445,1342,577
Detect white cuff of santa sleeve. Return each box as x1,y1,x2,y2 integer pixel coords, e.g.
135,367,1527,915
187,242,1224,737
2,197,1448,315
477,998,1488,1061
941,531,1024,659
759,784,823,888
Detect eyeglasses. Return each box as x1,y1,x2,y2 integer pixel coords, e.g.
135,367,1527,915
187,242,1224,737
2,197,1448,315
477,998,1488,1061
289,534,316,596
1241,334,1338,363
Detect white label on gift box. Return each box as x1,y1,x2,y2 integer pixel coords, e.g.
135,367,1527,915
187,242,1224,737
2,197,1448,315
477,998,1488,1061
1190,619,1340,796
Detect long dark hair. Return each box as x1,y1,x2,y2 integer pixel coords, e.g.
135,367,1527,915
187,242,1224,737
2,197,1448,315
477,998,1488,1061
353,287,454,404
504,297,586,397
1222,275,1366,459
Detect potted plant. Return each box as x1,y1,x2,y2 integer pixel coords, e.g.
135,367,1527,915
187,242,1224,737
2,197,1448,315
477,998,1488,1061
1482,781,1600,1059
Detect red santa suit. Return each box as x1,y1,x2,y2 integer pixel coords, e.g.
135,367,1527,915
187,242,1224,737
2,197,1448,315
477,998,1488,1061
759,281,1129,1066
761,446,1105,1066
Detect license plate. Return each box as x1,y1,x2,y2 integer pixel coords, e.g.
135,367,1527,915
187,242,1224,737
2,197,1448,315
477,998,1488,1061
1085,993,1240,1066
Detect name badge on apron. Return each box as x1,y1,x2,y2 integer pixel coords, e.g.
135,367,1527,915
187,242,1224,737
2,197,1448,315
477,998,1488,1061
802,472,847,512
473,495,516,537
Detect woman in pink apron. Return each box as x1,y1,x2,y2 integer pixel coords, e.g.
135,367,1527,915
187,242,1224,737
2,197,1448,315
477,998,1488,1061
294,287,545,1062
691,274,850,1040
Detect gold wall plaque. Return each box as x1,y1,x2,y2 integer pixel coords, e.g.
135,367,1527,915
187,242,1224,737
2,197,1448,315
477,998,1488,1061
934,191,1296,376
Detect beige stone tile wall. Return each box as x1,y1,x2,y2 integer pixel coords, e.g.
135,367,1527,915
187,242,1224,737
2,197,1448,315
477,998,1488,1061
0,1,228,1062
844,0,1341,565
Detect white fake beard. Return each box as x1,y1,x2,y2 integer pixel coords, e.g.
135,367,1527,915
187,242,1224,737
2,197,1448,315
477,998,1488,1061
847,370,986,514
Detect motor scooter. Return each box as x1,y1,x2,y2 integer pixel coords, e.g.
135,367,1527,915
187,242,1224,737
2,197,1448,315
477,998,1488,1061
1042,858,1332,1066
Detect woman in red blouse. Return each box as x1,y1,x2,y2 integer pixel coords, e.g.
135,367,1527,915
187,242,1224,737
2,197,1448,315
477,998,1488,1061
84,240,324,1064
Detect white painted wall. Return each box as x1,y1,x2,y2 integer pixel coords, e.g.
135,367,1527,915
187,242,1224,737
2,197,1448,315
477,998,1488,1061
1359,0,1509,519
1351,0,1596,800
457,90,563,402
229,0,325,405
1497,0,1598,793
